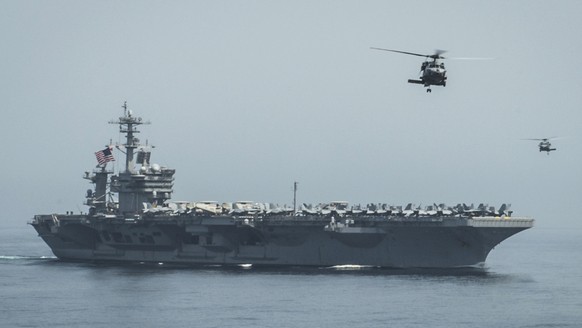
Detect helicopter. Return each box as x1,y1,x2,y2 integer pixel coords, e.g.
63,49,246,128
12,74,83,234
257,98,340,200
371,47,448,92
370,47,491,93
523,137,558,154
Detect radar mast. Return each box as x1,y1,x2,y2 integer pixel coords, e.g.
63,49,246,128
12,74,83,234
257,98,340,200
109,101,150,173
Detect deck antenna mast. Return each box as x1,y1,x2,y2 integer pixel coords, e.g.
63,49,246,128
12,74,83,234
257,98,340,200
293,181,298,214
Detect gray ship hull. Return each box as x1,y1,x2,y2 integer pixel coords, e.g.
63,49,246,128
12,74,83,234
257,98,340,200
31,214,533,268
30,108,534,269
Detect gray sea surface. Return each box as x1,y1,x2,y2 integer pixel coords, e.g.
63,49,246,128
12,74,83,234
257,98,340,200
1,222,580,328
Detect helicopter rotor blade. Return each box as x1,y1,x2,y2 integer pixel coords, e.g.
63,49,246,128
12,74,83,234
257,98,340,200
522,136,562,141
371,47,491,61
370,47,430,58
448,57,495,60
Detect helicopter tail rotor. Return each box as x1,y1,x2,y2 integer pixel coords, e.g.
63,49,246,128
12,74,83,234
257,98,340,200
431,49,447,59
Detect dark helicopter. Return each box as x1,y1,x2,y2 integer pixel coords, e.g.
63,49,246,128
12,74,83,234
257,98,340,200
370,47,491,93
371,47,447,92
524,138,558,154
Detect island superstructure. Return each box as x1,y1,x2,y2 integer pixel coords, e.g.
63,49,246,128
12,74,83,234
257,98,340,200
30,106,534,268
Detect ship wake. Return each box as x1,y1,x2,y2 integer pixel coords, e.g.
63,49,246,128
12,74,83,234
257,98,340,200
0,255,57,261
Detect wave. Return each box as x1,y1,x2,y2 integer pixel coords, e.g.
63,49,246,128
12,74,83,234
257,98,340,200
238,263,253,269
0,255,57,261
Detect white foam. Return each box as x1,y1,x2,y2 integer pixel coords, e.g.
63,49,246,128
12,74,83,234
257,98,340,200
328,264,375,270
0,255,56,260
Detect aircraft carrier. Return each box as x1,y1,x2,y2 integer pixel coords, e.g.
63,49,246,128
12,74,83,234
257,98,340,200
30,106,534,268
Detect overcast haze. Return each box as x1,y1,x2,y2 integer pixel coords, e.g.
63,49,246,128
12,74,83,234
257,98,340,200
1,1,581,230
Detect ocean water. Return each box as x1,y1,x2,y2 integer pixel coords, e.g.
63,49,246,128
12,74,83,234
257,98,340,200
1,223,581,328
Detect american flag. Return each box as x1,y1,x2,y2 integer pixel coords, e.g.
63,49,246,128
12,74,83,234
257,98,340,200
95,146,115,165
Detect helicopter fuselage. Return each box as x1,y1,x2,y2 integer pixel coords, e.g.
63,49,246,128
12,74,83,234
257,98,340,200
423,62,446,84
370,47,453,93
539,141,556,154
408,61,447,92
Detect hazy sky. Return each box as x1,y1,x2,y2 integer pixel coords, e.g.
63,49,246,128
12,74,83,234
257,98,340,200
2,1,581,229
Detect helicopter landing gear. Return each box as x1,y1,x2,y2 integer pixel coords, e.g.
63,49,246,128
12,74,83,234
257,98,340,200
426,88,432,93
